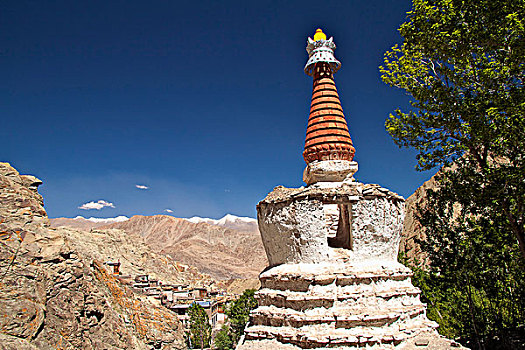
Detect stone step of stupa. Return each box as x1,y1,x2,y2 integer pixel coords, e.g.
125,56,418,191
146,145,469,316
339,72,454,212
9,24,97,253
250,304,427,329
244,315,438,348
256,285,422,311
247,261,439,348
259,262,414,292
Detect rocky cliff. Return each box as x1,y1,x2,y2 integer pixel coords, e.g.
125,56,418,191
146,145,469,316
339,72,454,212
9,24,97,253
400,167,459,265
0,162,199,349
399,174,438,264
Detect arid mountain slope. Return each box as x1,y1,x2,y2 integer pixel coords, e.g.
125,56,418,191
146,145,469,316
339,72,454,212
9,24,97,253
101,215,267,280
0,162,205,349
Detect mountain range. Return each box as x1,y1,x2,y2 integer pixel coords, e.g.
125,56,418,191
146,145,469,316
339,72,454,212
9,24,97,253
50,214,267,280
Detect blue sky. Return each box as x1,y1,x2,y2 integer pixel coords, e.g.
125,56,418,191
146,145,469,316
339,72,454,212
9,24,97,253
1,0,435,219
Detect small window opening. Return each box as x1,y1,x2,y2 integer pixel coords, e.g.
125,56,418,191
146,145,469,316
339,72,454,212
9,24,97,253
325,203,352,249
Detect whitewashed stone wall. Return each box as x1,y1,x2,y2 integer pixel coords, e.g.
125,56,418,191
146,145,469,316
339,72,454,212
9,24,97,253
242,183,461,349
323,204,339,238
350,197,404,261
258,199,329,266
257,183,405,266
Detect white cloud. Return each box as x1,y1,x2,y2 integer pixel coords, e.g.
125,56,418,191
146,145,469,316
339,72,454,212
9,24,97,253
135,184,149,190
78,200,115,210
164,209,174,213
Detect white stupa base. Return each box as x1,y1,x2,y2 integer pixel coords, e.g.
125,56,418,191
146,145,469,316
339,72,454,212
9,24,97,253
239,261,440,349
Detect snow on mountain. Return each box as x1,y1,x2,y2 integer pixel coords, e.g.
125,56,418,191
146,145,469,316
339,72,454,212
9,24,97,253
185,217,216,225
186,214,255,225
185,214,257,232
54,213,257,233
50,216,130,231
74,215,129,223
217,214,257,225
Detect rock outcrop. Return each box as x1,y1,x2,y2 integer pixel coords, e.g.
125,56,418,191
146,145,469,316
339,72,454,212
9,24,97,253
0,162,188,349
399,174,438,264
219,278,261,296
400,165,460,265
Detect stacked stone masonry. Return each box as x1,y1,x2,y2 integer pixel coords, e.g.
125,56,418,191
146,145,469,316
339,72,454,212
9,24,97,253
256,182,405,266
245,263,437,348
239,182,444,349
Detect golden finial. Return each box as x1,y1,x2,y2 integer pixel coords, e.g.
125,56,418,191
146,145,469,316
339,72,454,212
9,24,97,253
313,28,327,41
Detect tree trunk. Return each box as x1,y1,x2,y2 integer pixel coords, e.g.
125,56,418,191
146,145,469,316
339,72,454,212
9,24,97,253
466,274,483,350
502,199,525,261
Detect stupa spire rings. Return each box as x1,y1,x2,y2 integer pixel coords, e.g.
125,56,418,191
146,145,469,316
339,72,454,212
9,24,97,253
304,28,341,76
302,29,356,182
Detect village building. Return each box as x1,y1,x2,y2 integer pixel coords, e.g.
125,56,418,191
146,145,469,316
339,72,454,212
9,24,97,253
104,260,121,275
191,287,208,299
210,299,227,329
173,284,188,291
135,274,149,283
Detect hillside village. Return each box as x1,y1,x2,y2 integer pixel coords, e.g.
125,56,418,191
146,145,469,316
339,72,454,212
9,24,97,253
102,259,230,329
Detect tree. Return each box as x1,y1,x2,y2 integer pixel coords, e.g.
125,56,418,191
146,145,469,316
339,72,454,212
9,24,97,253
225,289,257,345
188,303,211,349
213,289,257,349
214,324,234,350
401,180,525,348
380,0,525,347
211,289,257,349
380,0,525,258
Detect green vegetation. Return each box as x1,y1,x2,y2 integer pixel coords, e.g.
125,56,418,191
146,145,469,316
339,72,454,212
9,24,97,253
214,289,257,350
214,324,234,350
381,0,525,257
187,303,212,349
381,0,525,348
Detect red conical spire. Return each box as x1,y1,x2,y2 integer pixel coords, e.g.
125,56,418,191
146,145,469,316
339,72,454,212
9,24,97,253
302,30,355,164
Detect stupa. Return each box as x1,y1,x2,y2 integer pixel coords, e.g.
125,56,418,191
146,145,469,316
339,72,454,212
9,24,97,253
237,30,454,349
